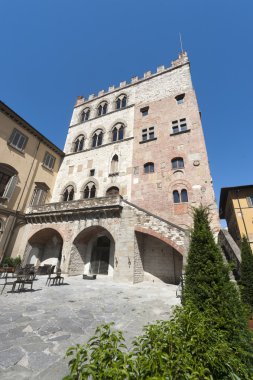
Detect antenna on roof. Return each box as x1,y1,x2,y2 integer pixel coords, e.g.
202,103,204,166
179,33,184,53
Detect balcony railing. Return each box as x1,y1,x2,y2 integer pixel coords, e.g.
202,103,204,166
27,195,122,215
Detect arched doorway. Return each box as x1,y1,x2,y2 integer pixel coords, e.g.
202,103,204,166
24,229,63,268
69,226,115,276
90,236,111,275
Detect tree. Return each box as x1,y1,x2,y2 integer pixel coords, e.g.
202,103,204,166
183,206,253,362
240,236,253,312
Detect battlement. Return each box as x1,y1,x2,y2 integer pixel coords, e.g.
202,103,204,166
75,52,189,107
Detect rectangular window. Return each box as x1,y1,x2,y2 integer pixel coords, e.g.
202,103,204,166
90,169,95,176
30,182,49,206
31,188,47,206
142,129,147,141
172,119,188,134
9,129,28,151
142,127,155,141
149,127,154,139
140,106,149,117
180,118,187,131
247,196,253,207
43,152,56,170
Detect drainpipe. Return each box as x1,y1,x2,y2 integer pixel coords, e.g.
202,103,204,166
236,190,249,240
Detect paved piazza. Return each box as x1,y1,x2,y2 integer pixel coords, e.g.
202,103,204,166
0,275,180,379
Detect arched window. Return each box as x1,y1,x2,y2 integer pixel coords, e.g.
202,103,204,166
97,101,108,116
84,182,96,199
92,130,103,148
173,189,188,203
110,154,119,174
171,157,184,169
106,187,119,196
181,189,188,203
173,190,180,203
0,164,18,200
80,108,90,122
73,135,85,152
63,186,74,202
116,95,127,110
112,123,125,142
144,162,154,174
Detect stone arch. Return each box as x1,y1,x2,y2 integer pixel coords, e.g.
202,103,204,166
135,226,185,256
134,227,184,284
24,228,63,269
69,226,115,277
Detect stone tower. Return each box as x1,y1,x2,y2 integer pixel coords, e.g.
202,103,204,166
14,52,220,283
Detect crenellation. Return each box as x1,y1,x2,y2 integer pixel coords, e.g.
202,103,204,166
157,65,165,73
143,70,152,78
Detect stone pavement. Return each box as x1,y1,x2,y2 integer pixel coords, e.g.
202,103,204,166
0,275,180,379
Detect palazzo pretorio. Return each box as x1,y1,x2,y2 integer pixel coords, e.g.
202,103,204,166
0,52,220,283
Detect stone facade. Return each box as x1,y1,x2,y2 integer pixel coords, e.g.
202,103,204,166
10,52,220,283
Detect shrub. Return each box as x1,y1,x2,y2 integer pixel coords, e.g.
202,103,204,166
2,256,21,268
240,236,253,313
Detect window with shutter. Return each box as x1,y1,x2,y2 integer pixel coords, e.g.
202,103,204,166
3,175,18,199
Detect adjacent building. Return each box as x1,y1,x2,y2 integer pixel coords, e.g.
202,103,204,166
0,101,64,261
7,52,220,283
219,185,253,250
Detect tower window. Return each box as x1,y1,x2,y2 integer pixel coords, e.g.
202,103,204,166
171,157,184,169
92,130,103,148
73,135,85,152
173,190,180,203
171,118,188,134
90,169,95,176
173,189,188,203
175,94,185,104
97,101,108,116
112,123,125,142
116,95,127,110
84,182,96,199
80,108,90,122
110,154,119,174
63,185,74,202
144,162,154,174
140,106,149,116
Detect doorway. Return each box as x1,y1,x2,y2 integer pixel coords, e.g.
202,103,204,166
90,236,110,275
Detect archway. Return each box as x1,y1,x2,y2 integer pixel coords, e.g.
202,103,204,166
135,231,183,284
24,228,63,268
69,226,115,276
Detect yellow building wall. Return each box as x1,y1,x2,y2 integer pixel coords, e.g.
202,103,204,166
0,112,62,212
228,188,253,250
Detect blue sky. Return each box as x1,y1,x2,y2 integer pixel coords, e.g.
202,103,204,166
1,0,253,205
